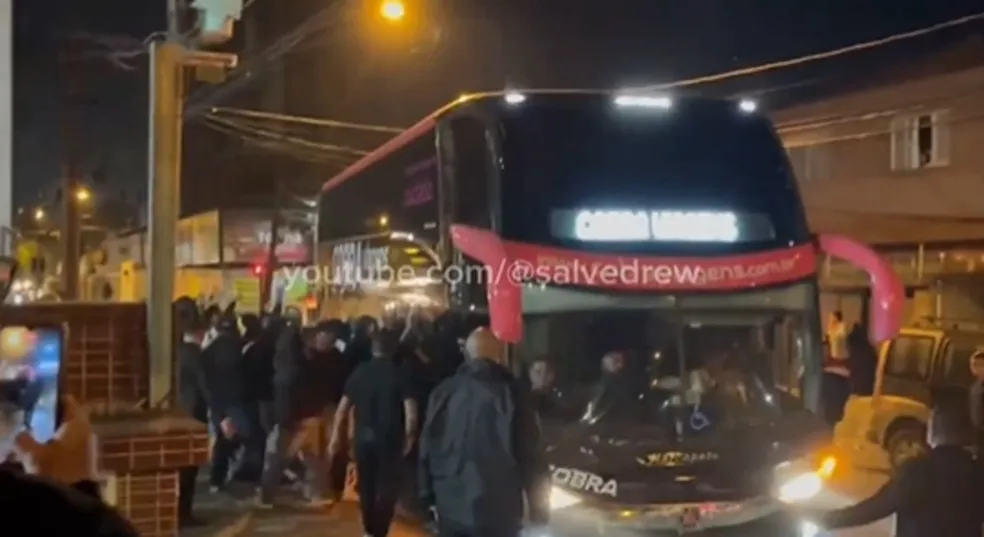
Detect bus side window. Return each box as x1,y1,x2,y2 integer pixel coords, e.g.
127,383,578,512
450,116,492,228
447,116,493,311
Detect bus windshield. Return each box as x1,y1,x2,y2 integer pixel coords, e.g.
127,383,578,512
516,284,816,436
498,95,809,251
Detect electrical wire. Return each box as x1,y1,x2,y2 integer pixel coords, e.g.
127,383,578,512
208,115,371,156
775,82,984,131
205,115,370,157
209,106,404,133
185,0,350,118
202,118,357,164
635,12,984,91
785,108,984,148
186,7,984,127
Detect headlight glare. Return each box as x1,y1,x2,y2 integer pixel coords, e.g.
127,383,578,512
549,486,582,509
778,472,823,503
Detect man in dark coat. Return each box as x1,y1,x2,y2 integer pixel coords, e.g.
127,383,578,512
797,402,984,537
175,310,210,526
419,328,549,537
202,313,248,492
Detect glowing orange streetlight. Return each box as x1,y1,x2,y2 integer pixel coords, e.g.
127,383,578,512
380,0,405,22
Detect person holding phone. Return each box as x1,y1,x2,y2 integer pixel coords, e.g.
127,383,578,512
0,396,138,536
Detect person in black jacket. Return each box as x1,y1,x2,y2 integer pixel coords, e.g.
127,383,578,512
796,402,984,537
847,323,877,396
347,316,379,365
175,313,210,526
203,314,248,492
257,323,333,508
256,314,281,434
419,328,549,537
232,314,267,484
309,320,355,498
328,332,417,537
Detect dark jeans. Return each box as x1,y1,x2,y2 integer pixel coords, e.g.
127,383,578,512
232,404,266,483
209,408,251,488
178,466,199,519
258,400,276,435
354,441,402,537
260,418,326,503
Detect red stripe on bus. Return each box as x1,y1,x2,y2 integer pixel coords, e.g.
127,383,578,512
321,115,438,193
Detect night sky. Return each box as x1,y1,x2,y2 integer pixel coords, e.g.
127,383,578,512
13,0,984,213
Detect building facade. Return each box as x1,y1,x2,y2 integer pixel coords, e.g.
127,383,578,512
774,53,984,326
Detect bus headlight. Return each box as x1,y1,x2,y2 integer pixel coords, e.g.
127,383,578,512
778,473,823,502
550,487,582,509
776,455,836,503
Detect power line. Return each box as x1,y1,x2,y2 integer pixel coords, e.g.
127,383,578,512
185,0,349,118
210,106,404,133
202,118,358,164
784,108,984,148
205,115,371,156
637,12,984,90
775,81,984,131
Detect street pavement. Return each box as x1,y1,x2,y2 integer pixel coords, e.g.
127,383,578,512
244,503,425,537
182,437,896,537
181,468,893,537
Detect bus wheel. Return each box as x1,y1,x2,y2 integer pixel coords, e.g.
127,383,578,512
885,423,927,470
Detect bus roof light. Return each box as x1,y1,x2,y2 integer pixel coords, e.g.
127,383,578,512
614,95,672,109
504,92,526,104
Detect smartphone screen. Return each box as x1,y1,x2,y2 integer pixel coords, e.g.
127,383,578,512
0,325,64,442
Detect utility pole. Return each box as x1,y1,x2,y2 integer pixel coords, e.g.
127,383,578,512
60,43,82,300
259,178,283,310
146,0,241,404
0,2,10,239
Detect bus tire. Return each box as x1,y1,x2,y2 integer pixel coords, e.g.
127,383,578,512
884,420,927,471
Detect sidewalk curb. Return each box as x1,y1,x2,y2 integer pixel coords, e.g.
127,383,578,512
210,512,253,537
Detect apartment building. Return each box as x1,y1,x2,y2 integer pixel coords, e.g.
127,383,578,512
774,43,984,324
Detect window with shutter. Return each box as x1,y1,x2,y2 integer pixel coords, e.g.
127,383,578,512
890,111,951,171
890,117,911,171
932,110,951,166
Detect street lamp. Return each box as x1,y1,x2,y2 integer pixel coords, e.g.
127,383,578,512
75,188,91,202
380,0,405,21
33,208,44,221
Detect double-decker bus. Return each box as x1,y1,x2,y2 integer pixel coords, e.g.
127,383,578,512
317,91,904,536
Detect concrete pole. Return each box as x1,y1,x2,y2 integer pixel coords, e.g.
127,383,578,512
60,44,82,299
146,2,185,404
0,2,10,238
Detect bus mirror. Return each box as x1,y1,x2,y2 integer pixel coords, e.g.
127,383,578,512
816,234,904,344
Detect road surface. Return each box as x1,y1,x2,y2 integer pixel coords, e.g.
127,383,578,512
187,467,892,537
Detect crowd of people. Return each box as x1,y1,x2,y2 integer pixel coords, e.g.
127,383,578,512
173,299,469,529
1,299,984,537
